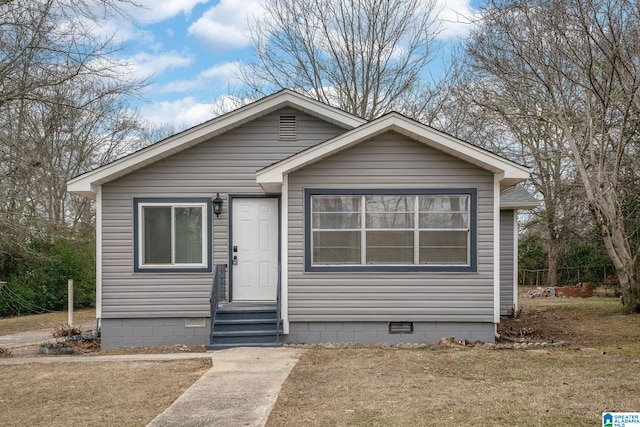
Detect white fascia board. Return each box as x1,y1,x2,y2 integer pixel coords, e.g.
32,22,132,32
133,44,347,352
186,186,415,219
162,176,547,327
500,201,540,210
257,113,531,185
68,90,365,198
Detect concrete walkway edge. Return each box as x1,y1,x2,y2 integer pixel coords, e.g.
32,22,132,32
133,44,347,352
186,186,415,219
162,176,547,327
0,352,213,365
147,347,304,427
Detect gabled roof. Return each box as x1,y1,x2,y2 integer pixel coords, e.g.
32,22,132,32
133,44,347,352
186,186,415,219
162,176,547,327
500,185,540,210
257,112,531,192
67,89,366,199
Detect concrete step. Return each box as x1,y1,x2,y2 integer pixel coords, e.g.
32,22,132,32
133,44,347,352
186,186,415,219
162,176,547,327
206,342,282,351
210,330,281,345
213,319,279,332
214,308,277,321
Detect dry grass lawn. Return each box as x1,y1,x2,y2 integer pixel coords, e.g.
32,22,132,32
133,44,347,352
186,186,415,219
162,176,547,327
267,297,640,427
0,309,96,335
0,359,211,427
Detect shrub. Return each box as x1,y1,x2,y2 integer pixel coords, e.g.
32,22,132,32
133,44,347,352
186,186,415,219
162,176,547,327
0,235,95,317
52,323,83,338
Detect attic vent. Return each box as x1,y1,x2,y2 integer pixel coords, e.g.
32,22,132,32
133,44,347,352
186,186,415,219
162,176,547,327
185,317,206,328
389,322,413,334
279,115,297,140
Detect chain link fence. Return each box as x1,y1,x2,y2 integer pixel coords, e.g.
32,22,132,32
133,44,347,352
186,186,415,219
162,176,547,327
519,266,616,288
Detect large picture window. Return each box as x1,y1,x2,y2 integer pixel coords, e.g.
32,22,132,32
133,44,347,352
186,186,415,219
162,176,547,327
134,198,211,272
306,190,476,272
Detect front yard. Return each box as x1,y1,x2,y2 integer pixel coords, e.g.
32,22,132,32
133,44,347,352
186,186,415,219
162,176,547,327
0,297,638,426
267,297,640,427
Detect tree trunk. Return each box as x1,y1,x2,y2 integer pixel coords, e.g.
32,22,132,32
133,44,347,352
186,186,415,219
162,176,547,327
601,223,640,313
546,240,560,287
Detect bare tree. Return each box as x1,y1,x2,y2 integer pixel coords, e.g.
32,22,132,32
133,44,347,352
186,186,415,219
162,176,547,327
240,0,443,119
0,0,145,272
465,0,640,311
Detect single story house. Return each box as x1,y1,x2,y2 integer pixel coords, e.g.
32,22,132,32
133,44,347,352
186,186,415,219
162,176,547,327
67,90,537,350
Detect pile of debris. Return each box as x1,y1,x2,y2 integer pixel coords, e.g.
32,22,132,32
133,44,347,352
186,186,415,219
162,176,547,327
521,282,593,298
521,286,557,298
555,282,593,297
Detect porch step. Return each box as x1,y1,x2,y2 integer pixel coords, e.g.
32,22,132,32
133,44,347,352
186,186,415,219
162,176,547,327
207,342,282,350
214,307,278,321
213,319,279,332
208,305,281,350
210,330,281,343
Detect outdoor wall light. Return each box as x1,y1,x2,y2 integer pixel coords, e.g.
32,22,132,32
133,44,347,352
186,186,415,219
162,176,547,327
212,193,223,217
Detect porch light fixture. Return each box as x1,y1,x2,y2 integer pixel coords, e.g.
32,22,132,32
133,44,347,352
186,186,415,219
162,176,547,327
212,193,223,217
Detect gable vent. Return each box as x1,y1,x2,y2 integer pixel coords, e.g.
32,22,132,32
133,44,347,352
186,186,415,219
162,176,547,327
279,115,297,140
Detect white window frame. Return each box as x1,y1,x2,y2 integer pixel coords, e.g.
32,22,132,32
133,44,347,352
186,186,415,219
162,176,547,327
137,201,209,270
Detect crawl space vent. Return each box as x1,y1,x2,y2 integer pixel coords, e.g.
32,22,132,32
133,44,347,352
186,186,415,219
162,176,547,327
185,317,206,328
389,322,413,334
279,115,297,140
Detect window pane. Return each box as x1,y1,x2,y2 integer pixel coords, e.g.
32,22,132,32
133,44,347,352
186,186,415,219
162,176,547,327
313,230,360,264
312,213,361,229
174,207,203,264
419,195,468,228
312,196,361,213
143,206,171,264
366,230,414,264
366,196,414,228
419,230,468,264
366,212,414,228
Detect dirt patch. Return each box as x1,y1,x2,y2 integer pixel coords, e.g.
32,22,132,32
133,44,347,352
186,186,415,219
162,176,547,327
0,309,96,335
0,358,211,427
498,297,640,347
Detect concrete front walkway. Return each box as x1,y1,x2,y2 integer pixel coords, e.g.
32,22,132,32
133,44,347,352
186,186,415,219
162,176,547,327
148,347,303,427
1,325,303,427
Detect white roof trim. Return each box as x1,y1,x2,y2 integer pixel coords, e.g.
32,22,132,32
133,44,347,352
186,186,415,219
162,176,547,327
257,113,531,189
67,90,365,199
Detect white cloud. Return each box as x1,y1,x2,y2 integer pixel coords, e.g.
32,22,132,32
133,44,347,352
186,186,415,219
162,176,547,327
188,0,265,51
125,0,210,25
437,0,478,39
139,96,215,128
160,62,241,93
123,51,194,79
82,0,208,45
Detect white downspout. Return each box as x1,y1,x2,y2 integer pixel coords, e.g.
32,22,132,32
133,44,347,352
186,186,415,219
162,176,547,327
493,175,501,325
95,186,103,330
280,174,289,335
513,210,519,313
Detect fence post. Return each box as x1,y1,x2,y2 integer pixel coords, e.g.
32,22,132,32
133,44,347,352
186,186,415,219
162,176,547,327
68,279,74,326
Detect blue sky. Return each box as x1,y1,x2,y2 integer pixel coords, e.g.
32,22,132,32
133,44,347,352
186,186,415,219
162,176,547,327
106,0,478,128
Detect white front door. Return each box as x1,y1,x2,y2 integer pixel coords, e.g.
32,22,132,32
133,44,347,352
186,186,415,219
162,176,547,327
231,197,279,301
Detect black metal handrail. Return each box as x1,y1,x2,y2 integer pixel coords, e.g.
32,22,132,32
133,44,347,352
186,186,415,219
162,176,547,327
210,264,227,327
276,264,282,342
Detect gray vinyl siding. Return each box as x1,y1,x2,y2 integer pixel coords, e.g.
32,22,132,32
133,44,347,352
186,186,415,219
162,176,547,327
101,108,345,318
500,210,515,316
287,131,496,323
